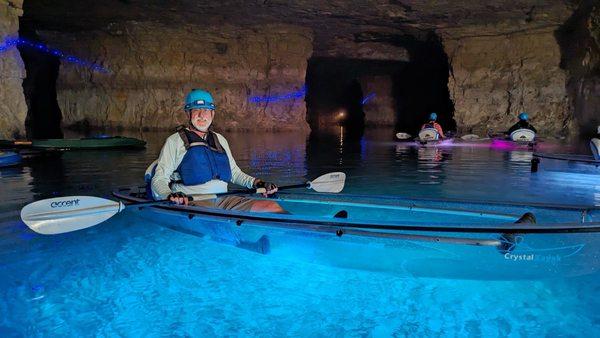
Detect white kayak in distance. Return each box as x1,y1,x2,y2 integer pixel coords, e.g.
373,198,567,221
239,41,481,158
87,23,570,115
411,128,453,147
109,187,600,280
396,131,454,147
491,129,538,150
417,128,440,142
510,128,536,143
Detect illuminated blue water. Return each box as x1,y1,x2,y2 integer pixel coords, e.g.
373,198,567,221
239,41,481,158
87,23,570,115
1,128,599,335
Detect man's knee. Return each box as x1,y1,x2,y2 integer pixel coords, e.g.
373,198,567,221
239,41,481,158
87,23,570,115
250,200,286,213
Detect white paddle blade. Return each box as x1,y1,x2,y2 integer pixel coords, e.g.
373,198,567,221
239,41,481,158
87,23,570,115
309,172,346,193
396,132,412,140
21,196,124,235
460,134,480,140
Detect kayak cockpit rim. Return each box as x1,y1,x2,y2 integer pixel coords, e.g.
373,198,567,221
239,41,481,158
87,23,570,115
112,190,600,234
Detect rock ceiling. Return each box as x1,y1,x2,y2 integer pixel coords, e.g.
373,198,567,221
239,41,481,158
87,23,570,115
23,0,576,53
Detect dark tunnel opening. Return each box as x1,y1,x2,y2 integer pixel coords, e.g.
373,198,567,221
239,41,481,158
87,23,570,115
393,33,456,136
305,58,368,135
18,21,63,139
306,33,455,138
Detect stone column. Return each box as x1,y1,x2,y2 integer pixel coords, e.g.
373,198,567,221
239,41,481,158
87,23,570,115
442,28,570,136
0,0,26,139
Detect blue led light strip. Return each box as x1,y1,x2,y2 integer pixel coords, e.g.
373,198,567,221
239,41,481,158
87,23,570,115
0,37,109,73
249,85,306,103
361,92,376,105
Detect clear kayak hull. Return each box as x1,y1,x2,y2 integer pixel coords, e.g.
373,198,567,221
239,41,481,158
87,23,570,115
113,188,600,280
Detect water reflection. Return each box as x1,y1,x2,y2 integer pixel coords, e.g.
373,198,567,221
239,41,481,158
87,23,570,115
27,152,66,199
1,127,599,212
224,131,308,186
507,151,533,163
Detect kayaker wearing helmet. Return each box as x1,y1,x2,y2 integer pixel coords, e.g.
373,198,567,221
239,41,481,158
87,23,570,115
150,89,285,213
508,112,537,134
421,112,446,139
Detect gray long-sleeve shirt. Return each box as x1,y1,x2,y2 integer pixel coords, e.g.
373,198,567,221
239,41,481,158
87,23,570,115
150,131,255,200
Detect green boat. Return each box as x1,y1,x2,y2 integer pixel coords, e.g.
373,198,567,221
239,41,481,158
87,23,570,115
4,136,146,150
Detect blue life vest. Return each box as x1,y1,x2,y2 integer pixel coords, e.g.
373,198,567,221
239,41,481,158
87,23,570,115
176,128,232,185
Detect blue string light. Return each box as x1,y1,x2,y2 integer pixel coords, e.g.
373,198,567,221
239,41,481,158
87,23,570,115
0,37,18,53
249,85,306,103
0,37,109,73
361,93,376,105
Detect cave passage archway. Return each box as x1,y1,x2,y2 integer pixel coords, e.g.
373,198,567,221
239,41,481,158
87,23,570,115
306,35,455,137
393,33,456,135
306,58,368,134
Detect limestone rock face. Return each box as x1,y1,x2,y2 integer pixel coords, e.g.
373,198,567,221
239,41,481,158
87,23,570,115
316,34,410,61
0,0,26,139
39,22,311,132
442,28,570,136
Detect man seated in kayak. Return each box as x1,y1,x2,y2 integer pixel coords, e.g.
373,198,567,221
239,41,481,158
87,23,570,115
150,88,286,213
421,112,446,138
507,112,537,134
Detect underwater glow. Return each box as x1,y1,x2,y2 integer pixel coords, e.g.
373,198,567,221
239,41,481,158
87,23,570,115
361,93,376,105
0,37,109,73
249,85,306,103
1,130,600,335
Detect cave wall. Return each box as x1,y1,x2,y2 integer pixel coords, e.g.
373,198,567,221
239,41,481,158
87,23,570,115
0,0,26,139
40,22,312,132
3,1,597,137
557,2,600,139
442,28,570,136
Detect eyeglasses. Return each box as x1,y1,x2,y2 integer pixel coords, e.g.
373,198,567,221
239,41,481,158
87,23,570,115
189,109,214,116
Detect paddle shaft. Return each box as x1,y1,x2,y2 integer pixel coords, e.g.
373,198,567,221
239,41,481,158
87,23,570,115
128,182,310,207
217,182,308,196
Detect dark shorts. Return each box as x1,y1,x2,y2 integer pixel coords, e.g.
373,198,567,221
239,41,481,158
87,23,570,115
191,195,256,212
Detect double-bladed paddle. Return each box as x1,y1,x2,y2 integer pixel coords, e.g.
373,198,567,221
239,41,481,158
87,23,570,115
20,172,346,235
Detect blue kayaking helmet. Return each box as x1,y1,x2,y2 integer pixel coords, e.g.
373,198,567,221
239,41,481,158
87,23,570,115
184,89,216,112
518,112,528,121
429,112,438,121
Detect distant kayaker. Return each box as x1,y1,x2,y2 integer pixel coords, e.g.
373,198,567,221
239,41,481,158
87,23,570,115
150,89,285,213
507,112,537,134
421,112,446,139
